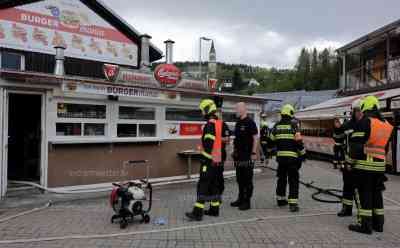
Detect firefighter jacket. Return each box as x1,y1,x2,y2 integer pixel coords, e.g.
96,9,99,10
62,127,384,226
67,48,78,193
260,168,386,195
351,111,394,173
201,116,223,164
268,116,306,161
333,126,346,147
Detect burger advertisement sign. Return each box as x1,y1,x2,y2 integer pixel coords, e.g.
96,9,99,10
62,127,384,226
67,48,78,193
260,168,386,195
0,0,138,66
154,64,182,88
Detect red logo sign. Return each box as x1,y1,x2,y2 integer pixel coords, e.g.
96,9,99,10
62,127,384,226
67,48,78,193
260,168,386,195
208,78,218,91
154,64,182,88
103,64,119,82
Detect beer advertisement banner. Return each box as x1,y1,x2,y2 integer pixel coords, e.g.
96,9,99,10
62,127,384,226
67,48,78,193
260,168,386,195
0,0,138,66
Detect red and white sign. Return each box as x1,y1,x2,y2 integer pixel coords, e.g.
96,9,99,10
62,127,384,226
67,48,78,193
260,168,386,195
154,64,182,88
0,0,138,66
103,64,119,82
208,78,218,91
179,123,203,136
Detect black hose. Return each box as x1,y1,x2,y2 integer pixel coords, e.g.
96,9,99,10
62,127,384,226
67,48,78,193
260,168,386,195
261,164,343,204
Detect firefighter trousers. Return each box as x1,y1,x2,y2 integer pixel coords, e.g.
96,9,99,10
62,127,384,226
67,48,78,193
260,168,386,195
234,160,254,202
195,162,220,209
354,170,385,229
216,164,225,197
333,145,345,166
341,168,357,209
276,158,300,205
260,143,268,159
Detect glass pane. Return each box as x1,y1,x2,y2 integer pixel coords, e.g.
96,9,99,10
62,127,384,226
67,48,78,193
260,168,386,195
84,123,105,136
222,112,237,122
166,108,203,121
117,124,137,137
56,123,82,136
57,103,106,119
139,124,156,137
119,106,155,120
1,52,22,70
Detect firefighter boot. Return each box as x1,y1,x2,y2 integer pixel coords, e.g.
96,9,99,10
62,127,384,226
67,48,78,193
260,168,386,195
185,206,203,221
348,217,373,235
289,204,299,212
337,205,353,217
373,215,384,232
239,199,251,211
277,200,288,207
204,206,219,217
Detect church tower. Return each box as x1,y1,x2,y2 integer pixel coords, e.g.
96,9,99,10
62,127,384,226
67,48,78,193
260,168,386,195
208,41,217,80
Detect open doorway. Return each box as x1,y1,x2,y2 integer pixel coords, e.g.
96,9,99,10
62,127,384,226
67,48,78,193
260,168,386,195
7,93,42,183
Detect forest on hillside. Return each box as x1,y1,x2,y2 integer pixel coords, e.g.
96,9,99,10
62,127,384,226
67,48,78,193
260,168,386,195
157,47,340,95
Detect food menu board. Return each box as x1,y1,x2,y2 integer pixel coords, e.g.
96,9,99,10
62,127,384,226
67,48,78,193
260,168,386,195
0,0,138,66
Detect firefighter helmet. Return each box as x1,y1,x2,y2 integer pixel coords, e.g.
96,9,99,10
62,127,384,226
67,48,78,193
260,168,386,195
281,104,295,117
199,99,217,115
361,95,380,112
351,98,363,110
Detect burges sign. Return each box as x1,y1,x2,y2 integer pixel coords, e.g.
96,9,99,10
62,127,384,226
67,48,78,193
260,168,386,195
103,63,209,91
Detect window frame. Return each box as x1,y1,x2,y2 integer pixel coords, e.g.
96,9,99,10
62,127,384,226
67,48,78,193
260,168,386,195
0,51,25,71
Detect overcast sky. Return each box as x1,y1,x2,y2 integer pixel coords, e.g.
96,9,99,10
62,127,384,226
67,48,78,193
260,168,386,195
104,0,400,68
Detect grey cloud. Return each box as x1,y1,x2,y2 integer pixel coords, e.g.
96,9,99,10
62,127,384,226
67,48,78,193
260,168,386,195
103,0,400,67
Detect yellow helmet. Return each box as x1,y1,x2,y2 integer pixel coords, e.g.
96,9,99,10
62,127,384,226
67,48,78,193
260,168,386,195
199,99,217,115
360,95,379,113
281,104,295,117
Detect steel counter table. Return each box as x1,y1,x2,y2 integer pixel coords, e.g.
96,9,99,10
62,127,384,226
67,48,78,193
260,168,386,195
178,150,202,179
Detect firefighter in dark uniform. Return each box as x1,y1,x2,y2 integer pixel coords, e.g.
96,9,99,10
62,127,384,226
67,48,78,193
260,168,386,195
337,101,362,217
269,104,306,212
260,113,270,163
332,118,345,170
348,96,394,234
186,99,224,221
204,119,230,215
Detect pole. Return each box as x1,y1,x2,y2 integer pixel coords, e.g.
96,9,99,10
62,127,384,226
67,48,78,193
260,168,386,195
199,37,202,79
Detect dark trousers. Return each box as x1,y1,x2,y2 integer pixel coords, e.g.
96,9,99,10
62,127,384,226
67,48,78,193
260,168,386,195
234,160,254,202
196,162,220,206
341,168,357,208
276,158,300,205
260,143,268,159
333,145,345,166
354,170,385,229
216,164,225,196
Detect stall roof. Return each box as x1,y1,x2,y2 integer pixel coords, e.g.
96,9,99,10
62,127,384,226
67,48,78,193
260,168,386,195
337,18,400,53
0,0,163,62
296,87,400,120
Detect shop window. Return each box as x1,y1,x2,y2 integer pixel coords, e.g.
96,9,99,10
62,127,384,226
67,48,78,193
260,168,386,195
84,123,105,136
139,124,156,137
57,103,106,119
119,106,155,120
166,108,203,121
1,52,25,71
56,123,82,136
117,124,137,137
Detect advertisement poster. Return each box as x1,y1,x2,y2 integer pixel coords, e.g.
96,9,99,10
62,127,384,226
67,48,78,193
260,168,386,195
0,0,138,66
179,123,203,136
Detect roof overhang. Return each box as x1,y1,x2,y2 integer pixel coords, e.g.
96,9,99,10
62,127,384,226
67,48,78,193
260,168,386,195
337,18,400,54
296,87,400,120
0,0,163,62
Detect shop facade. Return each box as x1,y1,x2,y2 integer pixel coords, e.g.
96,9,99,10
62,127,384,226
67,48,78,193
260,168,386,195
0,0,265,197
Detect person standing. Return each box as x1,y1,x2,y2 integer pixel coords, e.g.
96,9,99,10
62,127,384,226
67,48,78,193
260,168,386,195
260,113,270,164
332,118,346,170
269,104,306,212
186,99,223,221
231,102,258,211
348,96,393,234
204,119,230,215
337,101,362,217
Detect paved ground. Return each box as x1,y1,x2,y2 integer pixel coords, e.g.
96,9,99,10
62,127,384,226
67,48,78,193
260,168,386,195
0,160,400,248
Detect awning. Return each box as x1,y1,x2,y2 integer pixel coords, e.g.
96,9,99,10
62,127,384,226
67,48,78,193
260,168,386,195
296,87,400,120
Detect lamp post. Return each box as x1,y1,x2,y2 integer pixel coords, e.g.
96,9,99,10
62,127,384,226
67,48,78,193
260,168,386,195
199,36,212,79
